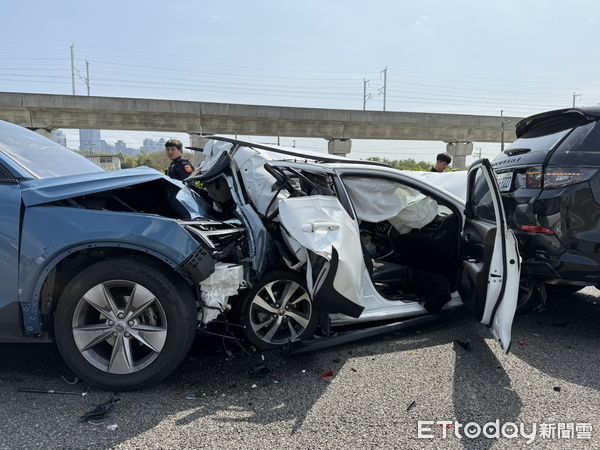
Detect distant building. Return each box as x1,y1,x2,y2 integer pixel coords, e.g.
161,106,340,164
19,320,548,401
142,137,167,153
114,140,127,154
79,129,102,152
86,154,122,171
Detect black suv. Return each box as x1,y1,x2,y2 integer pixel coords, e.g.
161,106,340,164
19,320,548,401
493,107,600,305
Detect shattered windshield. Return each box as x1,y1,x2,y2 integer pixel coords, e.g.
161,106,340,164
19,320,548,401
0,120,104,179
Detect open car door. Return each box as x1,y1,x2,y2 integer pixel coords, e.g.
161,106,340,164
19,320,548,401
278,195,365,318
461,159,520,352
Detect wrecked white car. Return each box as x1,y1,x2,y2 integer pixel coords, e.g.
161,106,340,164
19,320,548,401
186,138,520,360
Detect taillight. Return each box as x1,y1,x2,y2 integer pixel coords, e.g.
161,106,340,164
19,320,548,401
519,225,555,235
543,167,597,189
525,167,543,188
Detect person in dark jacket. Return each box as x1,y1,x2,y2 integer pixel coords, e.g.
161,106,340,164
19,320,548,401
430,153,452,172
165,139,194,180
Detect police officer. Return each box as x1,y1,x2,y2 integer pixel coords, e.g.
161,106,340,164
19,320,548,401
165,139,194,180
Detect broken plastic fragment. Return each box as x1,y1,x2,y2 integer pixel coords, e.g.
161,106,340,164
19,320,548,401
251,384,258,389
106,424,118,431
248,364,270,379
319,370,336,382
61,375,80,385
454,340,471,351
81,396,120,424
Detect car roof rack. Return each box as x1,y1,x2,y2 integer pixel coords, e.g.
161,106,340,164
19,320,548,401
203,135,390,167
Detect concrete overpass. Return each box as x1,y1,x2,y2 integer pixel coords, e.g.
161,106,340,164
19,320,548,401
0,92,522,167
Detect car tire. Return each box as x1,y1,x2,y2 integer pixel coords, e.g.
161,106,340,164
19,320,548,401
516,277,542,313
545,284,582,298
240,270,318,350
54,257,197,391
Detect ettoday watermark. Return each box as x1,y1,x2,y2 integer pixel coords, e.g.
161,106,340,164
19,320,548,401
417,420,592,443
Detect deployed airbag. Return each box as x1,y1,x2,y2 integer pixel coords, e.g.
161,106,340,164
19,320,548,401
343,177,438,232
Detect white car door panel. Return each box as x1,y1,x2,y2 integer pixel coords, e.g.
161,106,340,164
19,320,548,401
278,195,365,317
462,159,521,352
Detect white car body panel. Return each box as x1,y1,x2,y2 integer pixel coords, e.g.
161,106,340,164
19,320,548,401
278,195,364,310
199,138,520,352
467,161,520,352
490,230,520,349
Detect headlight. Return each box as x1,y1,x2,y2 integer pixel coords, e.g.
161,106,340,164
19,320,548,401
180,220,245,253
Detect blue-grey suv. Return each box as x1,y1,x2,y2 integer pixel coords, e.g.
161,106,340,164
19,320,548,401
0,120,217,390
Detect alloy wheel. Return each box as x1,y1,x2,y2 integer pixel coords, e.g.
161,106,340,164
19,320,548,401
71,280,168,374
249,279,312,345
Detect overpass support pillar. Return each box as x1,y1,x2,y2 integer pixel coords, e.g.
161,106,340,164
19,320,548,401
31,128,54,140
189,133,209,166
445,141,473,169
327,138,351,157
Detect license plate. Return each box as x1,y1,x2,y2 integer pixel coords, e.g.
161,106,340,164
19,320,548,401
496,172,513,191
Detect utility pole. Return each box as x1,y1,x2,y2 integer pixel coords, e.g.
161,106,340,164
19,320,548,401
573,92,582,107
500,109,505,153
70,43,76,95
363,79,368,110
85,60,90,96
381,66,387,111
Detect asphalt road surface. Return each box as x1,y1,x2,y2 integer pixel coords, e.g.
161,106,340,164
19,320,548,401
1,288,600,449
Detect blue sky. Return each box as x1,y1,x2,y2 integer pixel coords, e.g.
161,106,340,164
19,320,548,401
2,0,599,161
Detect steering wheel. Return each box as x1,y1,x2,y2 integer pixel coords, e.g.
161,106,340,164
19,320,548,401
361,221,397,261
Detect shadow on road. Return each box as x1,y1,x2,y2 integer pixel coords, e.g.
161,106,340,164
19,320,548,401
0,290,598,448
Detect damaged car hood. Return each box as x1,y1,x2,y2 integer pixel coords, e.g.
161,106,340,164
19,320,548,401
19,166,179,207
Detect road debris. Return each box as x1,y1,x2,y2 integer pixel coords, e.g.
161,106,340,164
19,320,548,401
81,395,120,425
60,375,80,385
248,364,270,379
319,370,336,382
17,387,86,396
106,424,118,431
454,340,471,351
406,400,416,412
554,386,561,392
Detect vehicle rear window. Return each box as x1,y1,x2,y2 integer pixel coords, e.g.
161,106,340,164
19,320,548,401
505,128,570,154
556,120,600,153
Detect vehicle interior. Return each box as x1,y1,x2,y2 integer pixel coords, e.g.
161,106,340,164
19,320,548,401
340,175,462,312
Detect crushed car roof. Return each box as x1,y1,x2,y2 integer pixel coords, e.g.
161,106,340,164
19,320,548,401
204,136,390,167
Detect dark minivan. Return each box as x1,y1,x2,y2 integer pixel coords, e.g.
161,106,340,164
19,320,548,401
493,107,600,306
